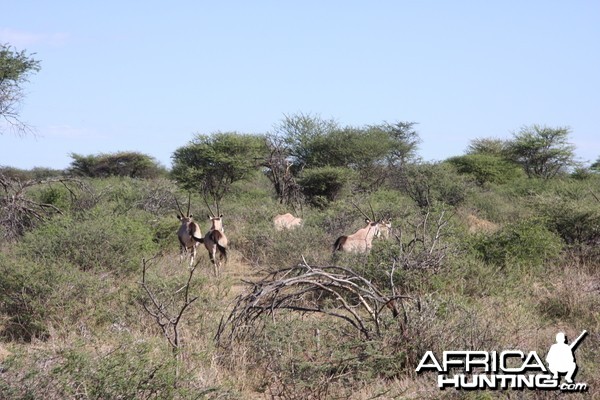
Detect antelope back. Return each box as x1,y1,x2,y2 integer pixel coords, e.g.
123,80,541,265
274,213,302,230
208,214,224,231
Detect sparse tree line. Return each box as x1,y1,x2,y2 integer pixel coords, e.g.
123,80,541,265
3,114,594,207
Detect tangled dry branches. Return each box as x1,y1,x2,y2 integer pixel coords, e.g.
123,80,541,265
216,260,412,345
0,173,87,241
393,207,455,271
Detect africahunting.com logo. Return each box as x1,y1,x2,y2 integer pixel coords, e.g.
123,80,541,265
415,330,588,392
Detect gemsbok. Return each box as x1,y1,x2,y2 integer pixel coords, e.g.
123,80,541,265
175,194,203,267
377,217,392,240
333,218,380,254
273,213,303,231
195,213,228,276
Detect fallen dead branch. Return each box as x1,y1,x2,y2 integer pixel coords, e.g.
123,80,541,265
0,173,87,241
216,259,412,345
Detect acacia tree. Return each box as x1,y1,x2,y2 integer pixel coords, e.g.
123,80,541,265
372,121,420,167
0,44,41,135
171,132,267,201
447,154,522,186
507,125,576,179
278,114,393,170
67,151,166,178
274,112,339,169
466,137,509,157
270,113,422,200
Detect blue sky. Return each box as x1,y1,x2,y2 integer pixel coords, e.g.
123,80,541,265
1,1,599,170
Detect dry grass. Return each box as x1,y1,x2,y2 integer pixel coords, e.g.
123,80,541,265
460,211,500,234
2,177,600,399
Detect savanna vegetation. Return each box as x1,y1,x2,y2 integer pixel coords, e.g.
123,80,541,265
1,41,599,398
1,112,598,399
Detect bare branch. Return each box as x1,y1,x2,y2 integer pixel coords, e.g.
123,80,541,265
139,257,199,354
215,261,412,346
0,174,85,241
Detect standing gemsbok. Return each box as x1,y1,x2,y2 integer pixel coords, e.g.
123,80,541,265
194,203,228,276
273,213,303,231
333,218,380,254
175,194,203,267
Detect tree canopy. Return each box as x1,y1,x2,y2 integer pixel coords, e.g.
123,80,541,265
275,114,419,171
0,44,41,135
447,154,522,186
466,137,509,157
265,113,422,199
171,132,267,201
67,151,166,179
507,124,576,179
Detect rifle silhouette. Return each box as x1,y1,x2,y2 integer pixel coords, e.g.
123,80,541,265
569,330,587,350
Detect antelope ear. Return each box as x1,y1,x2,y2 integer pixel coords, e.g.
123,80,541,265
219,214,223,218
365,218,371,224
207,214,211,219
177,214,182,220
189,214,193,219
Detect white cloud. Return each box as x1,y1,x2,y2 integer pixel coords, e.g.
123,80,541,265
0,28,69,47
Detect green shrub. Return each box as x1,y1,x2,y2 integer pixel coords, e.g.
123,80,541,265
1,339,191,399
532,191,600,263
37,185,71,210
392,162,471,208
465,186,529,224
0,252,127,341
298,166,356,207
0,255,54,341
19,209,158,274
367,188,414,218
472,219,563,269
447,154,522,186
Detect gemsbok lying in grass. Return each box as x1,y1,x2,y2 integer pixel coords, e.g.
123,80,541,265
195,213,228,276
175,194,203,267
273,213,303,231
333,218,380,254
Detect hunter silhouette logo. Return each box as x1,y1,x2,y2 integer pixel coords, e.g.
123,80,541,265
546,330,587,384
415,330,589,392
